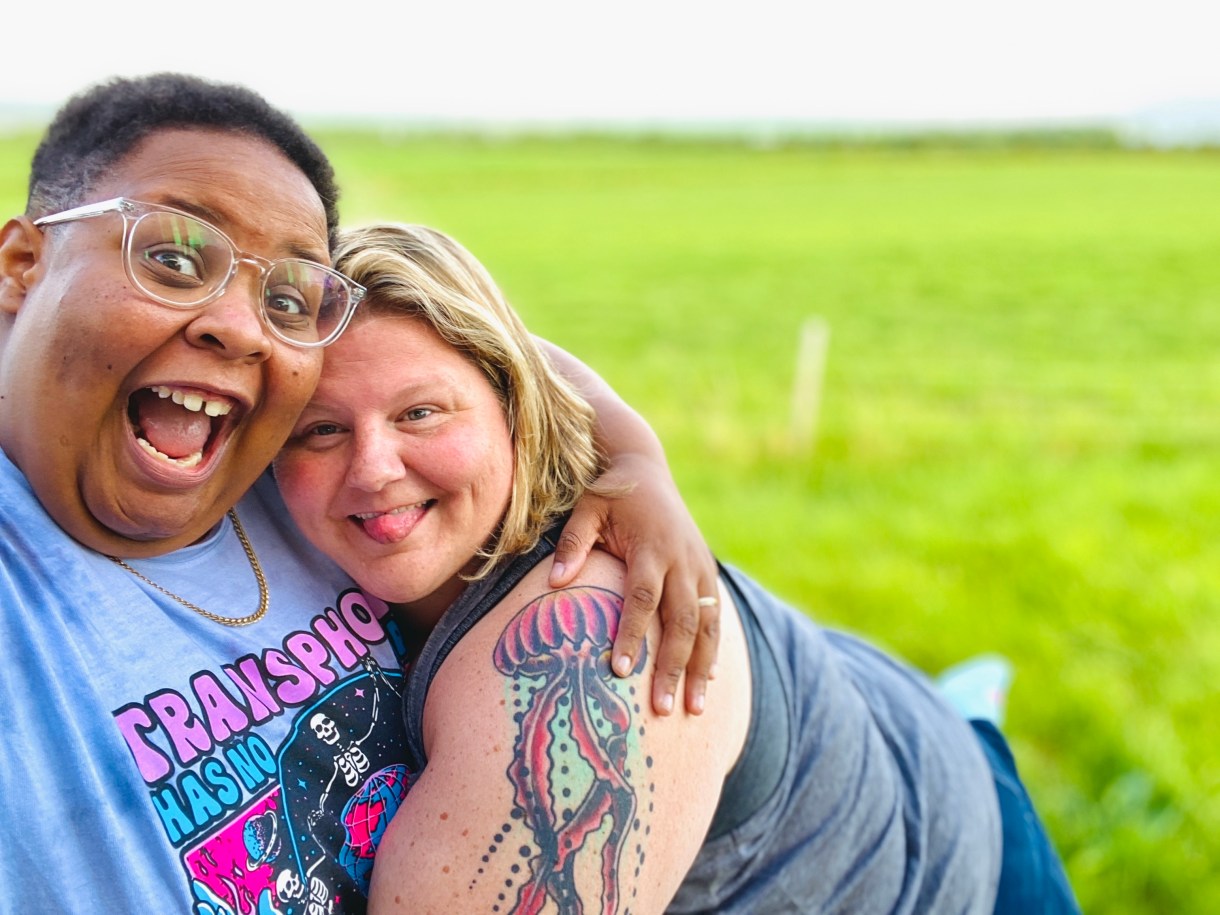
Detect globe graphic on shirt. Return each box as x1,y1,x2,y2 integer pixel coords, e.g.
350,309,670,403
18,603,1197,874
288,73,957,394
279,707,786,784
242,810,281,870
339,764,411,894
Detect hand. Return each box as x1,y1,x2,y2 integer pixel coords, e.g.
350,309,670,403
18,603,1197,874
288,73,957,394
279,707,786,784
549,452,720,716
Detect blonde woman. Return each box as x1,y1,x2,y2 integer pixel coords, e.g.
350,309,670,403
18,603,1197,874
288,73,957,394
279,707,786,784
274,223,1080,914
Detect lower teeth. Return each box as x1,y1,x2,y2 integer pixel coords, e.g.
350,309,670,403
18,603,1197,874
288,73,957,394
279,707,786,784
137,437,203,468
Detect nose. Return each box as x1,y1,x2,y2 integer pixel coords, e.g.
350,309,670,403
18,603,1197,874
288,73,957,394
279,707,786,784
183,269,273,362
345,427,408,493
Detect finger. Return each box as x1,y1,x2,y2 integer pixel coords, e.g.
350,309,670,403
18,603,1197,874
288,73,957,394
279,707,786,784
646,573,701,717
549,500,605,587
610,556,665,683
683,579,722,715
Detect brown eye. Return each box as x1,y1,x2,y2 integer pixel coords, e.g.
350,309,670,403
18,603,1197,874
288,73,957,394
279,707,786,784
139,246,206,286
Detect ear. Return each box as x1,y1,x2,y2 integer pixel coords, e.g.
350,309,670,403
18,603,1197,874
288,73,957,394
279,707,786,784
0,216,43,316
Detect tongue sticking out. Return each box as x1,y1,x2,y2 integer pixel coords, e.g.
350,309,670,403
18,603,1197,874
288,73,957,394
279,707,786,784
134,394,213,460
360,504,430,545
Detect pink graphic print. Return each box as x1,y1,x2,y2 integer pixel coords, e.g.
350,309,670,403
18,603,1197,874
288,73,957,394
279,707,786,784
185,789,282,913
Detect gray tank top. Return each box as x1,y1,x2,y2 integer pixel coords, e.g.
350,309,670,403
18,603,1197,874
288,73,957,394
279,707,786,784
400,527,1001,913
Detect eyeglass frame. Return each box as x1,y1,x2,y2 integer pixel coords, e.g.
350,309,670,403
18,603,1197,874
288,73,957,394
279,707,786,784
33,196,365,348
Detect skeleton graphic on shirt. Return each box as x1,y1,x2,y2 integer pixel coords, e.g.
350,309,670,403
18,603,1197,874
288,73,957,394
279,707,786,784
303,657,387,855
268,653,408,909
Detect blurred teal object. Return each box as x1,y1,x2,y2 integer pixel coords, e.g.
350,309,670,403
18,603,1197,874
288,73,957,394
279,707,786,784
937,654,1014,727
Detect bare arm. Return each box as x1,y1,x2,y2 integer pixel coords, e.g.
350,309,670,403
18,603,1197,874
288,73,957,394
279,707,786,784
539,338,720,716
366,554,750,914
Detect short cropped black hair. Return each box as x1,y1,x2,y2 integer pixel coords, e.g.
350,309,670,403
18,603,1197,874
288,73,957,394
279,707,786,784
27,73,340,245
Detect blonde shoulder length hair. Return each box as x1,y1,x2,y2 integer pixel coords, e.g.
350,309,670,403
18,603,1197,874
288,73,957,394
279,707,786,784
332,223,605,577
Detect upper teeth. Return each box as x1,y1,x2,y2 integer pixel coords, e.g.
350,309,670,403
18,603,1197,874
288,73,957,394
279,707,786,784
153,385,232,417
353,501,430,520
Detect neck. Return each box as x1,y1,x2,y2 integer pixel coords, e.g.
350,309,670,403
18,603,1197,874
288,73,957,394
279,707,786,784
391,574,469,632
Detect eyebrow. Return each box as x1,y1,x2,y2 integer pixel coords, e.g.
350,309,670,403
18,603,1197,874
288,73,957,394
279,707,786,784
158,194,328,263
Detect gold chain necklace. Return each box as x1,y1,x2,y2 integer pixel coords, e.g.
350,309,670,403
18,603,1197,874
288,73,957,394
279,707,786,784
108,508,270,627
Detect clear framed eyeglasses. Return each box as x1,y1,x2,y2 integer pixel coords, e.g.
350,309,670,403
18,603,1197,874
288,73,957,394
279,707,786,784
34,197,365,348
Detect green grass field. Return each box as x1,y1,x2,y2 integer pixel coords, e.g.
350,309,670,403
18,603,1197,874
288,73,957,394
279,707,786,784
3,127,1217,912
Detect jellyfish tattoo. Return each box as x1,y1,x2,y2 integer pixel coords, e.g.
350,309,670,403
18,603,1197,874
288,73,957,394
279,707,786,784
492,586,645,915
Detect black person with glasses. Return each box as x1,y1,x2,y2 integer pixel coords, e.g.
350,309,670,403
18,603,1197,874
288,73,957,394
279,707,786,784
0,74,718,912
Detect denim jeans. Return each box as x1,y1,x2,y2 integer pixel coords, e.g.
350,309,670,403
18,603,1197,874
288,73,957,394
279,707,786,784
970,719,1082,915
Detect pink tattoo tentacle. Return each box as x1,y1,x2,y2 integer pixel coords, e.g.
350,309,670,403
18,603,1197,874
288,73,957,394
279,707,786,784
491,587,647,914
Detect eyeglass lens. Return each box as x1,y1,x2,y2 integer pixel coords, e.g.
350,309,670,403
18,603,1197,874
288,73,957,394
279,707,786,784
128,210,350,345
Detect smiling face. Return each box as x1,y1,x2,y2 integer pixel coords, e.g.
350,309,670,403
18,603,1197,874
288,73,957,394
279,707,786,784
274,314,515,623
0,128,327,556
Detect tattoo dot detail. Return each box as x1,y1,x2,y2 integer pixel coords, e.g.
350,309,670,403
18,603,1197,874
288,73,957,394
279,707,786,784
492,586,647,913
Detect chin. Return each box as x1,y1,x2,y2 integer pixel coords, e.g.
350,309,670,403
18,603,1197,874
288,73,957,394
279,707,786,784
85,493,227,553
343,567,425,607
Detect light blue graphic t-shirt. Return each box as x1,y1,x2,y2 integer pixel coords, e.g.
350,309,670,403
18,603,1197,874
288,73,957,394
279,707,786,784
0,453,409,914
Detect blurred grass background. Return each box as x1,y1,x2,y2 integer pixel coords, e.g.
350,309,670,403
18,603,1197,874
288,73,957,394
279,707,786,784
3,127,1217,912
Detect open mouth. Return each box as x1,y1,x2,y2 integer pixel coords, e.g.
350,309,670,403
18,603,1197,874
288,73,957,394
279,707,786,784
127,385,237,469
351,499,437,545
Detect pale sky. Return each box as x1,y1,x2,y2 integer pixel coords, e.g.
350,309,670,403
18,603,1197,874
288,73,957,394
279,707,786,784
7,0,1219,126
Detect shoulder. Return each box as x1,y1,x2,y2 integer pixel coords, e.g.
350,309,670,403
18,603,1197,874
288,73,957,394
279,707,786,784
369,551,753,912
420,551,632,754
455,551,628,667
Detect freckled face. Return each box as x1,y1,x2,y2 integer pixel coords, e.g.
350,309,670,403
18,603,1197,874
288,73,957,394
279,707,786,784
275,315,515,622
0,128,327,557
